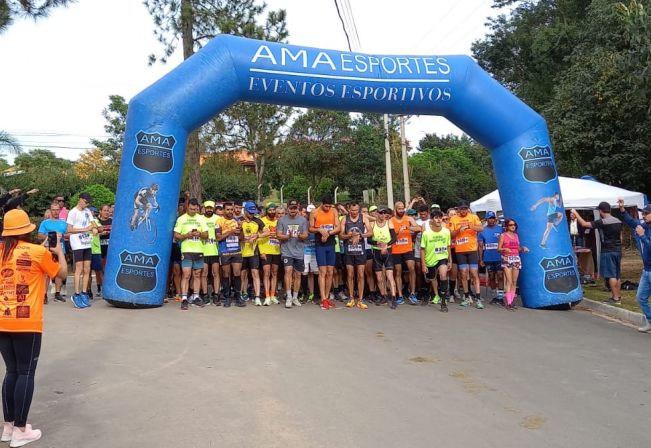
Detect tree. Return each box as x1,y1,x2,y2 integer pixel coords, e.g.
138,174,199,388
70,184,116,209
90,94,127,164
473,0,651,193
0,0,74,33
144,0,289,201
14,149,72,171
0,130,21,157
75,148,112,179
198,152,261,202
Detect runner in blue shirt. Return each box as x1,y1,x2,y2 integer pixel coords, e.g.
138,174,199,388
479,211,504,305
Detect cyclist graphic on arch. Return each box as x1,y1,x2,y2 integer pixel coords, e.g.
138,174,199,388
130,183,160,232
530,191,563,248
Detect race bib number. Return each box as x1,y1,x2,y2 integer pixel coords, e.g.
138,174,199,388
79,233,91,245
455,237,469,245
348,243,363,254
507,255,521,264
485,243,498,250
100,239,109,246
226,235,239,244
321,224,334,232
269,238,280,246
396,237,409,246
434,246,448,254
206,238,217,245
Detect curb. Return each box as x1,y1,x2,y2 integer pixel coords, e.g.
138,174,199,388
577,298,647,327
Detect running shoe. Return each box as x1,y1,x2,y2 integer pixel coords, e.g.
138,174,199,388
603,297,622,306
192,297,205,307
270,296,280,305
395,296,405,305
211,294,221,306
356,300,368,310
254,297,262,306
174,294,182,302
475,299,484,310
431,294,441,305
292,297,302,307
285,297,292,308
2,423,13,442
263,298,271,306
408,293,419,305
440,302,448,313
181,299,189,310
489,297,501,305
9,424,41,447
390,295,397,310
345,299,355,308
336,290,348,302
320,298,333,310
54,292,65,303
223,296,232,308
459,298,471,307
80,292,91,307
241,292,249,302
378,295,388,305
306,293,314,303
421,296,429,306
637,320,651,332
235,297,247,307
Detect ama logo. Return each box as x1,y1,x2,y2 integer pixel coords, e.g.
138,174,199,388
117,250,160,294
539,254,579,294
518,145,557,183
133,131,175,174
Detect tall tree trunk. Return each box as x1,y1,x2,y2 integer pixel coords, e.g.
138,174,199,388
181,0,202,201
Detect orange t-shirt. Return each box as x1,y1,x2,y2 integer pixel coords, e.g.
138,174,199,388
391,215,414,254
449,214,482,253
0,243,59,333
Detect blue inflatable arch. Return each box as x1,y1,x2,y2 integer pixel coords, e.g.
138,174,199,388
103,35,582,309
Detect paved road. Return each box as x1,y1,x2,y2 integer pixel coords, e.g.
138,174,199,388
30,297,650,448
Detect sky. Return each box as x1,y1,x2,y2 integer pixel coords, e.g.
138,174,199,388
0,0,502,163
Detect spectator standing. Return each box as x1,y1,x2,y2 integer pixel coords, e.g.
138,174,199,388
571,203,623,305
0,209,67,447
37,201,68,303
618,199,651,332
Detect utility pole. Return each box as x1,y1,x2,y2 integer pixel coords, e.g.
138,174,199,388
384,114,394,208
400,116,410,203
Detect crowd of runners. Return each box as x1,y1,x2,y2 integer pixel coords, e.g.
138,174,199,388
162,193,528,312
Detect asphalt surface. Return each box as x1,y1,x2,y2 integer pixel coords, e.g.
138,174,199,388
29,295,651,448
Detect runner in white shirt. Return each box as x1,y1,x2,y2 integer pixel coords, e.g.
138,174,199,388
66,192,97,307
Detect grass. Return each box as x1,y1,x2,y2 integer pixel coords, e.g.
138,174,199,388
580,248,643,313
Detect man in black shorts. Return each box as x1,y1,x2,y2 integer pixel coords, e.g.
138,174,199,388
340,201,372,309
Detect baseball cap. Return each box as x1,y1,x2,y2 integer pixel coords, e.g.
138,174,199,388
244,200,258,214
597,201,611,212
406,208,417,216
79,192,92,203
368,205,378,213
89,206,98,213
430,203,441,210
287,199,299,208
486,211,497,219
641,204,651,214
306,204,316,212
266,202,277,209
378,205,390,213
457,200,469,209
203,200,215,208
215,202,224,209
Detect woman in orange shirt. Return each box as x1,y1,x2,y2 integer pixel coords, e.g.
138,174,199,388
0,209,67,447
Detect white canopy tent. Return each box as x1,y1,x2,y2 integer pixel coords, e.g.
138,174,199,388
470,177,646,212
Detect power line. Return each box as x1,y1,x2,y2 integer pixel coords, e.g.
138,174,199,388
342,0,361,50
333,0,353,51
410,0,464,50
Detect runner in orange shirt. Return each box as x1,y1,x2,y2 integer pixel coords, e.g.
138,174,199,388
391,201,422,305
0,209,67,447
449,201,485,309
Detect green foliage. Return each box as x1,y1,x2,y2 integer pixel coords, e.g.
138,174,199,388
14,149,72,172
0,130,21,155
409,143,495,210
473,0,651,193
282,175,310,203
70,184,116,209
199,153,260,203
0,0,73,33
90,94,128,164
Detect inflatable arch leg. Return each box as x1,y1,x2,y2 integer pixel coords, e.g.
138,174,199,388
103,35,582,309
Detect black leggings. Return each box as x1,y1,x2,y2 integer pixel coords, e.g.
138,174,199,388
0,332,41,427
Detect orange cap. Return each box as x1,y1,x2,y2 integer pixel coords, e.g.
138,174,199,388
2,209,36,236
